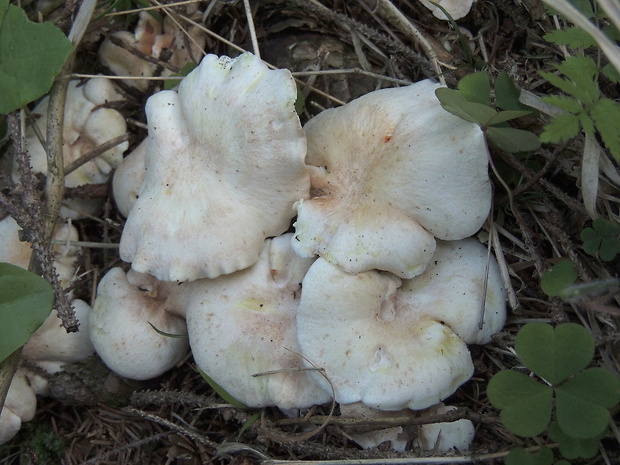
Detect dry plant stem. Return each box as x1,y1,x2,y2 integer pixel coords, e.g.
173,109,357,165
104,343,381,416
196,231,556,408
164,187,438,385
273,407,499,428
543,0,620,74
262,445,559,465
79,432,169,465
288,0,434,78
43,74,68,248
360,0,444,84
243,0,260,57
122,407,218,449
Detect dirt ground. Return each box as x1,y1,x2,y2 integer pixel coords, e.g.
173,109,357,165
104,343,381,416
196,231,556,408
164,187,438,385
1,0,619,464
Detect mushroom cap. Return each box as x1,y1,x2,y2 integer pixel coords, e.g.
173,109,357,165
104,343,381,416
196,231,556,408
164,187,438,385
0,216,80,291
293,79,491,278
419,0,475,20
120,52,309,282
22,299,94,371
414,405,475,451
296,257,474,411
186,234,331,409
400,238,506,345
89,267,190,380
0,408,21,445
296,239,505,411
0,369,38,445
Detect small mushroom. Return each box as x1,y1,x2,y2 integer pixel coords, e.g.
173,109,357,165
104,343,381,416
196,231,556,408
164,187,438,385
89,267,190,380
419,0,475,20
186,234,332,409
120,52,309,282
99,10,206,91
22,299,94,374
0,216,80,292
296,239,505,411
414,404,475,451
0,369,39,444
293,79,491,279
20,78,128,219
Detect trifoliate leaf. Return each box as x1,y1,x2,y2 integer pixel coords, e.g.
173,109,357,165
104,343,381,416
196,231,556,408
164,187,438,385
486,127,540,153
540,112,581,143
549,420,600,459
581,219,620,261
556,368,620,438
590,98,620,161
515,322,594,385
0,0,72,114
457,71,491,106
593,218,620,236
540,260,578,297
600,237,620,261
505,447,553,465
544,27,596,48
0,262,54,363
435,87,497,125
542,94,583,114
495,72,530,111
487,370,553,437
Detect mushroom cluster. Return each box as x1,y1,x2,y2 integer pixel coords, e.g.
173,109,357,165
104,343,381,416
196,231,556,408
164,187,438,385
17,77,128,219
0,217,94,443
99,9,206,91
90,51,506,451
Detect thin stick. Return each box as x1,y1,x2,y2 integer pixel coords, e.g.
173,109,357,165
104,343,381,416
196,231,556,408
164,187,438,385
243,0,260,58
63,133,130,176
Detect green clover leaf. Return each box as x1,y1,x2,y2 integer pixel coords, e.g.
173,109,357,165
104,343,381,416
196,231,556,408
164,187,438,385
487,370,553,437
556,367,620,439
505,447,553,465
515,322,594,385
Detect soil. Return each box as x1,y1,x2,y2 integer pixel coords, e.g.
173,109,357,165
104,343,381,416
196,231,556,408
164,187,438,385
0,0,619,464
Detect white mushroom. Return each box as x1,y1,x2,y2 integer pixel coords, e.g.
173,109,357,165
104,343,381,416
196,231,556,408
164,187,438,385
419,0,475,20
0,216,80,292
293,79,491,279
89,267,190,380
20,78,128,219
22,299,94,374
186,234,332,409
414,405,475,451
120,52,309,282
0,369,39,444
296,239,505,411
